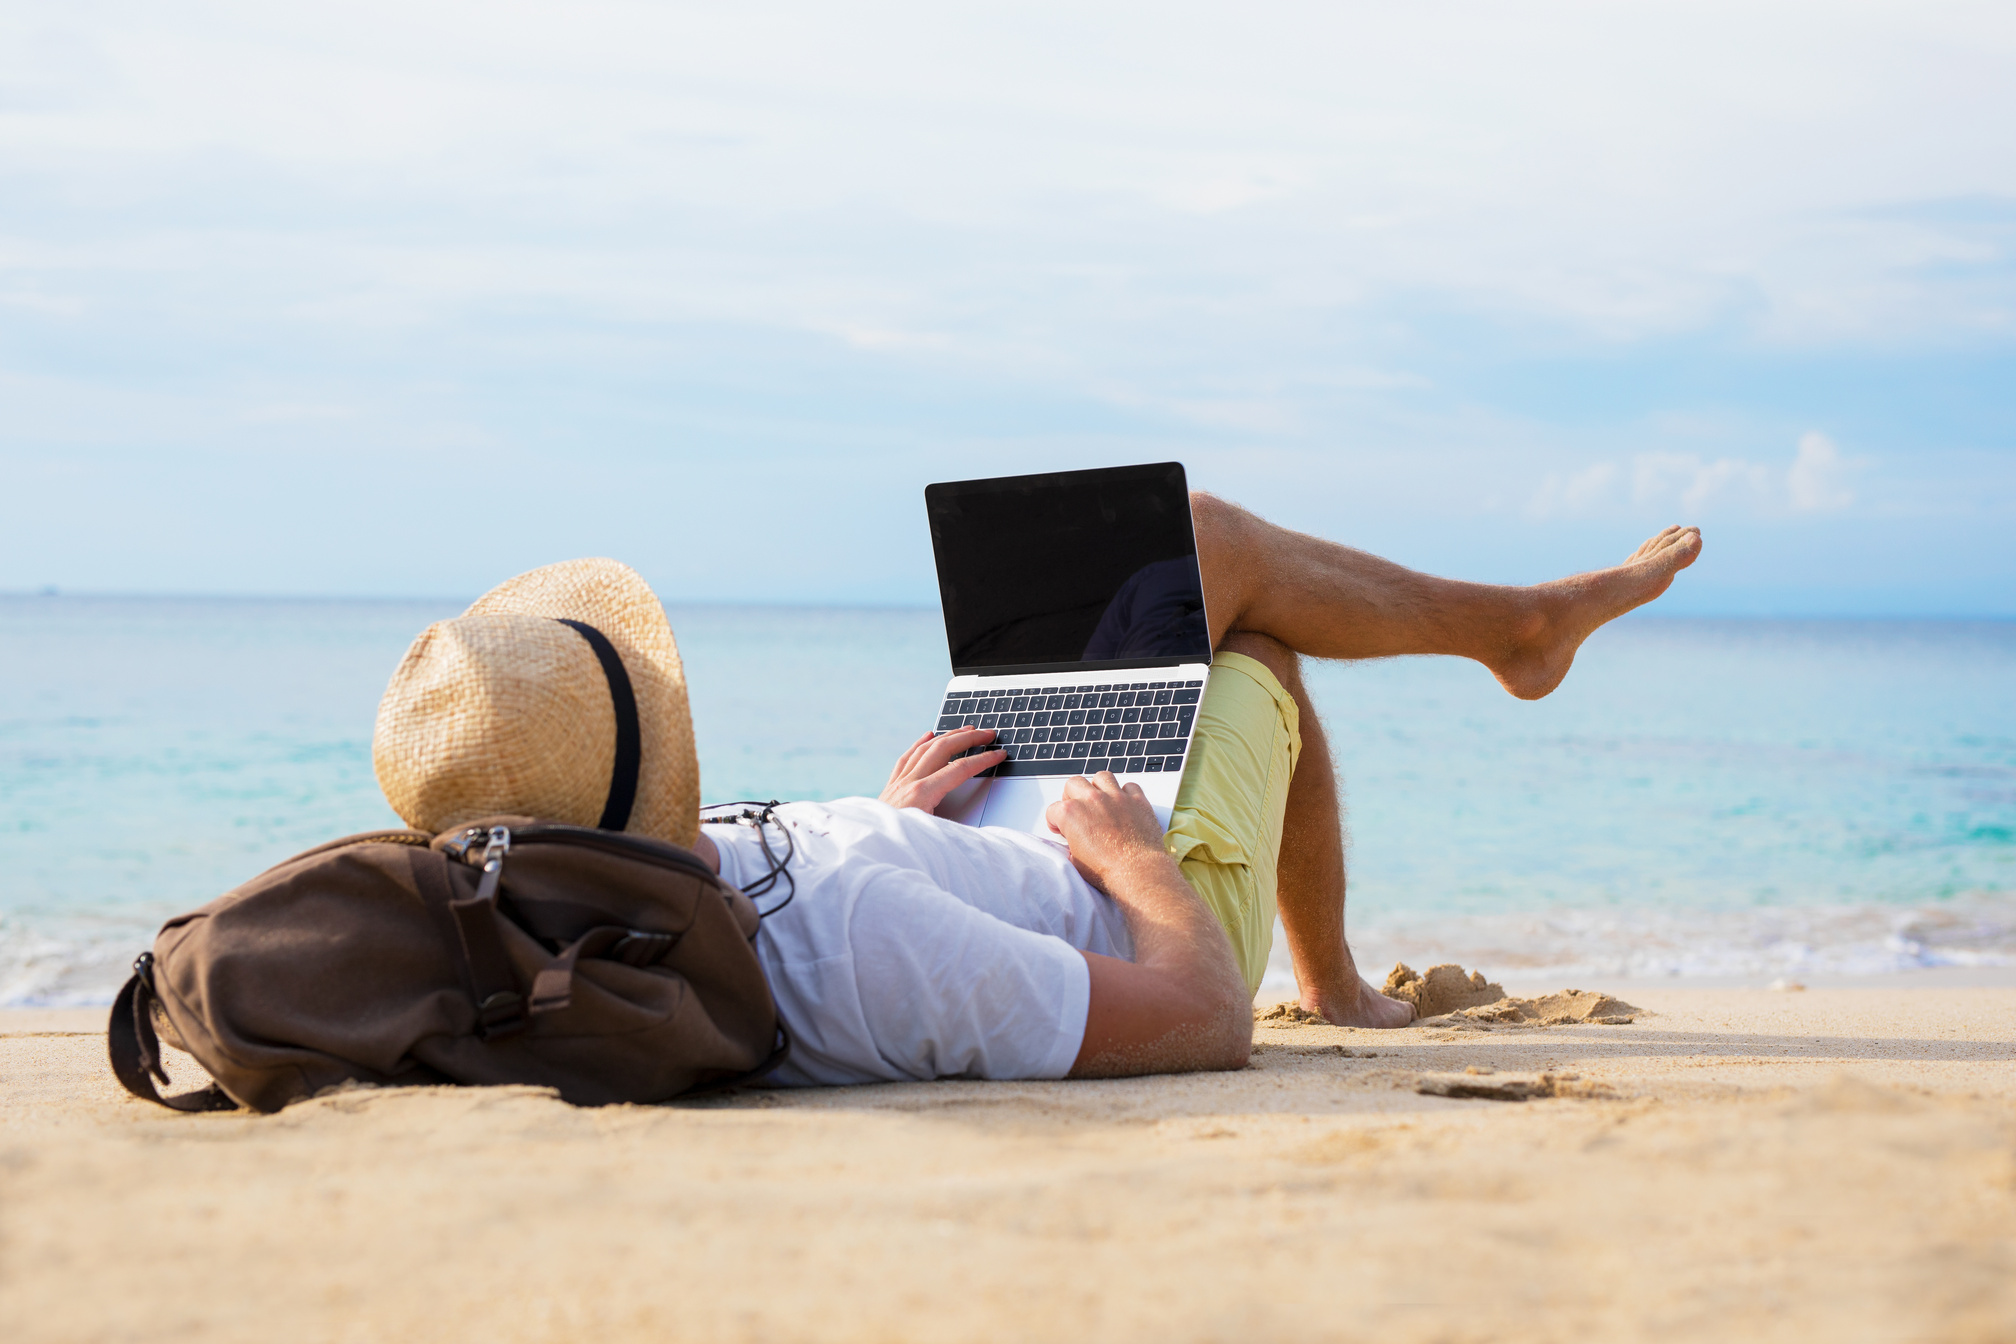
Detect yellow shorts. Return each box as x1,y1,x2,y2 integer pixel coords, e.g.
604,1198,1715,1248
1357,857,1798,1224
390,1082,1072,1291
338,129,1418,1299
1163,650,1301,994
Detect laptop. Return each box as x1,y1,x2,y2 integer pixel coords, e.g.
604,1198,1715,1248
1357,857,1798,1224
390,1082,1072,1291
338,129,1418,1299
921,462,1212,837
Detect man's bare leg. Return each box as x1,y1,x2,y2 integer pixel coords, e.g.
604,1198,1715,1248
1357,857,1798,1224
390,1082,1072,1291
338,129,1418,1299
1217,632,1413,1028
1195,495,1703,1025
1193,494,1702,699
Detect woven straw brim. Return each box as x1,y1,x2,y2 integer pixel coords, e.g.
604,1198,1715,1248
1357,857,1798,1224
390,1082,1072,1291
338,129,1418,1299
373,558,699,847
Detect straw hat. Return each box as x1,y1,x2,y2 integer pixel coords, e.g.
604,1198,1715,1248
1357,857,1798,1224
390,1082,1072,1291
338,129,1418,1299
373,559,699,848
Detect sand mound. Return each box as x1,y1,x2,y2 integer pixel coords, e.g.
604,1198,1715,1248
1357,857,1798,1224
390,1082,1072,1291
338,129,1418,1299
1432,988,1641,1028
1382,962,1506,1016
1255,968,1639,1030
1379,963,1638,1028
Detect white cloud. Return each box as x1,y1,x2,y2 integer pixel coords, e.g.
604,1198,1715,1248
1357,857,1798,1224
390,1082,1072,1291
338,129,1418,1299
1631,452,1772,512
1787,431,1857,512
3,0,2014,358
236,402,359,425
1683,457,1775,511
0,0,2004,608
829,326,951,352
1542,435,1861,520
1168,397,1300,434
0,291,86,317
1527,461,1618,518
1155,162,1310,215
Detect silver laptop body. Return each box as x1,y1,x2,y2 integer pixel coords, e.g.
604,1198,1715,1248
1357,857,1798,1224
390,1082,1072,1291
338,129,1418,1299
920,463,1212,837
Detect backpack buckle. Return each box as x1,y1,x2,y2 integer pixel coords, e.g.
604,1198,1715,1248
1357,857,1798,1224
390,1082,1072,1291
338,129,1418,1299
475,990,529,1040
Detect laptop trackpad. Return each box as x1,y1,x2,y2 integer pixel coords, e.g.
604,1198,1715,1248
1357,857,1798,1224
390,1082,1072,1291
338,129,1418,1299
977,778,1068,836
964,777,1175,838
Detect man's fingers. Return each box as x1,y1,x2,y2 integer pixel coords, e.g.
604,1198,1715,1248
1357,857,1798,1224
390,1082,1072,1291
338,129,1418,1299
1051,771,1136,832
918,746,1005,804
943,746,1006,779
896,732,935,771
909,728,997,775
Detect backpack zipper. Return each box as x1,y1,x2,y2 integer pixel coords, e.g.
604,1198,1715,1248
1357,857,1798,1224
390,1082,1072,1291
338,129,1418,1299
443,822,717,883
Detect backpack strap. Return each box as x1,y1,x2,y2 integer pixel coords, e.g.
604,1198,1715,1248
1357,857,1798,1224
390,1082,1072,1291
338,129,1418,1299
417,843,694,1032
106,955,239,1112
410,848,531,1041
527,926,678,1014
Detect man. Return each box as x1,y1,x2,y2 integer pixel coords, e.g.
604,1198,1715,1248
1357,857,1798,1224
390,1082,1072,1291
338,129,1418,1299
375,494,1701,1086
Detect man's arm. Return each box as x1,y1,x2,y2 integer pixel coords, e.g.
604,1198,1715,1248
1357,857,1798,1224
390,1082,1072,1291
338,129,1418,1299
1044,774,1251,1078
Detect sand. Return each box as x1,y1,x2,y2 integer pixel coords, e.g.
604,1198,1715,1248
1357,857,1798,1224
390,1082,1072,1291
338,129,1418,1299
4,977,2014,1343
1383,961,1510,1016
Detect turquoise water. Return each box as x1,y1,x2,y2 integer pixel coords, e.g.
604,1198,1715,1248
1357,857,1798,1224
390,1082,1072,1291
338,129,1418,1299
2,596,2011,1003
1314,619,2016,984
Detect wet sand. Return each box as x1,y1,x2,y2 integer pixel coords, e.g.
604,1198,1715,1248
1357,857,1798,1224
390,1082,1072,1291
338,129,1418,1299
3,976,2013,1342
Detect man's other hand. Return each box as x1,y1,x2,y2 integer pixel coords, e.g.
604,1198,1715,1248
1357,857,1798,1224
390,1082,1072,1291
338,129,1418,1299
878,728,1004,815
1043,772,1174,895
1046,772,1252,1080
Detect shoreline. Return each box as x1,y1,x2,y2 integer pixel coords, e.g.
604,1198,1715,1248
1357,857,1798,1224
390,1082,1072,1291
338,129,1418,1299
1497,962,2016,993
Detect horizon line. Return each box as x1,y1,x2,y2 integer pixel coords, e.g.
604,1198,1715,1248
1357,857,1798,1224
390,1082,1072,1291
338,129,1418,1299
2,589,2013,624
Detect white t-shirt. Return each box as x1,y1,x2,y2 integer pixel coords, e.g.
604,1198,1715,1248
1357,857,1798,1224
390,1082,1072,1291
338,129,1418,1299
707,798,1135,1087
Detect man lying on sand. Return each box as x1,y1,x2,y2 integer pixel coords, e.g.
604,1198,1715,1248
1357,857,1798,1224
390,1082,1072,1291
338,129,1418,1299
375,495,1700,1086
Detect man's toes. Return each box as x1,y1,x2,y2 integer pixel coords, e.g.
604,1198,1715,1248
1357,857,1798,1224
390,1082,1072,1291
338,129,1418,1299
1634,526,1699,566
1628,526,1680,562
1633,529,1701,582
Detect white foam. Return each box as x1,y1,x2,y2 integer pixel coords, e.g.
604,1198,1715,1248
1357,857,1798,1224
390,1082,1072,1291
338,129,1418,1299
0,912,164,1008
1266,894,2016,993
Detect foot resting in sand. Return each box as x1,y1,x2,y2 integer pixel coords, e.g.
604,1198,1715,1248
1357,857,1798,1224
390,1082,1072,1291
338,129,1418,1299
1305,975,1417,1029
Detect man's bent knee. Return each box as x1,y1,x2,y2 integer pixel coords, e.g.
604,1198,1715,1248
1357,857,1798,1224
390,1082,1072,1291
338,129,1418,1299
1192,492,1268,646
1214,630,1299,690
1189,490,1240,539
1190,491,1248,578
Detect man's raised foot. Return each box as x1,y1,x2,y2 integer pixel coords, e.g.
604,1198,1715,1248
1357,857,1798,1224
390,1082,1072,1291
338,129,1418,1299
1491,525,1702,701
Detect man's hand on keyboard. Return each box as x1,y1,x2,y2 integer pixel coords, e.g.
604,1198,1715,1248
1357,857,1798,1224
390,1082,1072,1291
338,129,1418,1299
1042,771,1172,896
879,727,1005,816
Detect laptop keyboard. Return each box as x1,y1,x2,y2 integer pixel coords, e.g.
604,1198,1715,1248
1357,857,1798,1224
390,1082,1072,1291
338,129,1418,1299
932,678,1205,778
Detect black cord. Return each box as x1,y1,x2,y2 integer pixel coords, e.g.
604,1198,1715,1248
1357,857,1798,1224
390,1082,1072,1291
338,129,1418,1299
699,800,796,920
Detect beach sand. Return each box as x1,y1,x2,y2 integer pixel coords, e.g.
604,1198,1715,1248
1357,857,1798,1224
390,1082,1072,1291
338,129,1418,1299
4,976,2013,1343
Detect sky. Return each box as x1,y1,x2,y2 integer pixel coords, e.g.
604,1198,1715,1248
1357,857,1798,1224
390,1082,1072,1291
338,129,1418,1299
1,1,2012,614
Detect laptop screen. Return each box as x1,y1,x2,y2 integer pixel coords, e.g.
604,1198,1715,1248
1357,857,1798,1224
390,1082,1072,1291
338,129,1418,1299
925,462,1211,676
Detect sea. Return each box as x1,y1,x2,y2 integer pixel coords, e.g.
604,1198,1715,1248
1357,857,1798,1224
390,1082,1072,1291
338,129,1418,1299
2,595,2012,1006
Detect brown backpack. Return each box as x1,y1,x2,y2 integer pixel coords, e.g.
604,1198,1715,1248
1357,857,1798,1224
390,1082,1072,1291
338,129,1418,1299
107,817,787,1112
